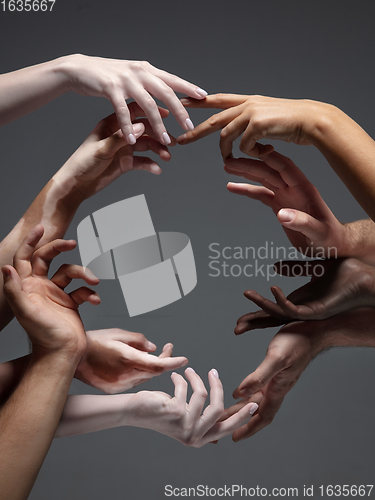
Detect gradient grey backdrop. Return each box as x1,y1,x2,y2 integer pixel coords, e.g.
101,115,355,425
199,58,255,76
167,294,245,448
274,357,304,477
1,1,374,498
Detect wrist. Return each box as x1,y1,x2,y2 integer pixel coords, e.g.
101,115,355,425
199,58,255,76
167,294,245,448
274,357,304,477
53,54,84,94
308,102,343,147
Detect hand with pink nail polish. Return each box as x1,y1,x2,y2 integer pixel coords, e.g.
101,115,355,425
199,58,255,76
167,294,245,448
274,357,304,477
0,55,206,146
116,367,258,447
224,308,375,442
75,330,188,394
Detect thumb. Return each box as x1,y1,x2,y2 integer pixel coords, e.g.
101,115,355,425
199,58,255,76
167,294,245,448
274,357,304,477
233,353,284,399
277,208,328,245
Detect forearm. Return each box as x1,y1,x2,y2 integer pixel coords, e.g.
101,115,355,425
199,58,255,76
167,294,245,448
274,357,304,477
308,103,375,220
341,219,375,264
0,355,30,405
0,177,82,330
0,350,79,500
55,393,136,438
0,56,74,127
315,308,375,353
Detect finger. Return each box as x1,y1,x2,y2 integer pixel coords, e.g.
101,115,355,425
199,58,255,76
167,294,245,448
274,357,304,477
220,115,249,159
128,101,170,121
31,239,77,277
185,367,208,422
243,290,288,320
227,183,275,207
180,94,250,109
13,225,44,279
259,151,309,187
224,166,277,192
123,348,188,373
199,369,224,434
177,105,243,145
234,353,286,400
121,330,157,352
145,77,195,132
277,209,329,244
158,343,174,358
119,154,162,176
238,124,275,159
270,286,315,319
130,86,171,145
108,90,136,145
133,136,172,162
1,265,32,317
232,380,288,442
202,402,259,445
171,371,188,403
51,264,99,289
69,286,101,306
132,118,177,145
225,157,287,189
145,64,208,101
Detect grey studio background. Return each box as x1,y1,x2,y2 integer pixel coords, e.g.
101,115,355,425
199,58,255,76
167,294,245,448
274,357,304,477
1,1,375,499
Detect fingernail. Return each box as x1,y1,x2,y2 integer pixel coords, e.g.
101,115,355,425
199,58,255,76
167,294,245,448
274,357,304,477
249,403,259,416
211,368,219,378
147,341,157,350
186,367,195,373
128,134,136,145
162,132,171,145
278,209,295,223
196,88,208,98
185,118,194,131
171,372,177,376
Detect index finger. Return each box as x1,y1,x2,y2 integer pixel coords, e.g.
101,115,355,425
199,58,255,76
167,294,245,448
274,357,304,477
177,105,244,145
180,93,250,109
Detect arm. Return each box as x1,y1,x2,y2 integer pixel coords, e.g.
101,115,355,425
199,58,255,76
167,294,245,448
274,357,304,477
0,329,188,403
0,54,207,144
178,94,375,220
226,308,375,441
56,368,258,448
0,227,98,500
0,110,169,331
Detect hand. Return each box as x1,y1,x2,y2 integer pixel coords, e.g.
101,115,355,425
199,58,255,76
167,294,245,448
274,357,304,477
125,367,258,447
1,225,100,357
224,150,348,257
177,94,326,159
67,55,207,145
226,307,375,441
75,329,188,394
235,258,375,334
54,109,173,201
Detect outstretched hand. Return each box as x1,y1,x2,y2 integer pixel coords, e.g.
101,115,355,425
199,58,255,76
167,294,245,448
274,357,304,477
1,225,100,355
54,108,174,201
75,329,188,394
126,367,258,447
235,258,375,334
224,151,349,258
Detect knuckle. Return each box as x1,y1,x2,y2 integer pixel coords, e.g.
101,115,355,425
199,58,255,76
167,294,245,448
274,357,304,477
208,115,219,128
129,61,144,72
142,95,158,111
